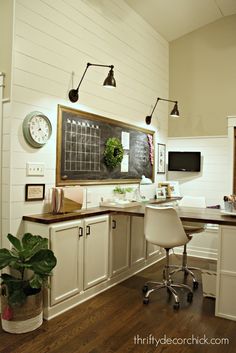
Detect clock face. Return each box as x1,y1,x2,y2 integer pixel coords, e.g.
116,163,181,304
23,111,52,148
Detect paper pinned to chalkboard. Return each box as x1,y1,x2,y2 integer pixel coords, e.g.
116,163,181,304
121,131,130,150
121,154,129,172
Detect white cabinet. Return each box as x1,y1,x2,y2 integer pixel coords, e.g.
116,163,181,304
49,215,109,305
146,242,160,259
110,215,130,277
130,217,146,266
50,220,83,306
216,226,236,321
83,215,109,289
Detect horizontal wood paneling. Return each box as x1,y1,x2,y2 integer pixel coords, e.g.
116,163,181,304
167,136,230,206
3,0,169,235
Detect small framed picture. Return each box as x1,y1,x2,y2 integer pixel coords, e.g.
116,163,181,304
158,182,171,198
167,181,180,197
25,184,45,201
156,187,166,199
157,143,166,174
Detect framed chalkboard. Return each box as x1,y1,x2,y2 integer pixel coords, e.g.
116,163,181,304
56,105,155,186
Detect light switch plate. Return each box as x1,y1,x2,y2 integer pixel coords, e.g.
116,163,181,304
26,162,45,176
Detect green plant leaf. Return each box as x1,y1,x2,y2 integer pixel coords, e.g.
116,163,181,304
29,274,45,289
0,249,17,269
7,234,22,251
20,233,48,260
27,249,57,275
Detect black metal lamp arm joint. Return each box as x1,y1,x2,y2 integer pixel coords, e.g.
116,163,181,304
69,63,115,103
146,97,179,125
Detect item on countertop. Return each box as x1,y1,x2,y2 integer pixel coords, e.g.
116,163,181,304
140,175,152,185
207,205,221,209
49,186,83,214
223,195,236,213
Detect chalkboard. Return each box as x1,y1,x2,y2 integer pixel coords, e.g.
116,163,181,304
56,105,155,186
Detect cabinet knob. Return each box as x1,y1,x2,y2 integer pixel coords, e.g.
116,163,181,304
112,220,116,229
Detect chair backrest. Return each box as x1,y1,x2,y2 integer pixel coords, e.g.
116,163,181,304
178,196,206,208
144,206,189,248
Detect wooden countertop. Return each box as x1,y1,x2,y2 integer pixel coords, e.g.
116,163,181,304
22,198,236,226
22,198,179,224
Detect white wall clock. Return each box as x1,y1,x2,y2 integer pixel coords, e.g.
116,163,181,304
23,111,52,148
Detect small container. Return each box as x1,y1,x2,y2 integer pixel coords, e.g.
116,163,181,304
224,201,236,213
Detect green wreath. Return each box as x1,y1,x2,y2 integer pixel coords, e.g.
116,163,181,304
104,137,124,168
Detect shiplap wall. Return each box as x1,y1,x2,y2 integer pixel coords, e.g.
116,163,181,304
167,136,230,206
167,136,229,259
2,0,169,241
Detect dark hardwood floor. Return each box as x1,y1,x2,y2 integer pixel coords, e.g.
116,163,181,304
1,255,235,353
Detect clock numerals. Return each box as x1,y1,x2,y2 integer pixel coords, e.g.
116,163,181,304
23,112,52,148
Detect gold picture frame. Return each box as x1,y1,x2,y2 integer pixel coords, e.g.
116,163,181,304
56,105,155,186
158,182,171,198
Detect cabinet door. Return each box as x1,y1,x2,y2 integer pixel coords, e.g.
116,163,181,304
110,215,130,277
146,242,160,258
84,215,109,290
130,217,146,266
50,220,83,306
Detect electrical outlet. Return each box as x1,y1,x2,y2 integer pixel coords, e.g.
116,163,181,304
26,162,45,176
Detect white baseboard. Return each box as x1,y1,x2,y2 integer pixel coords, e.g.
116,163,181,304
174,246,218,261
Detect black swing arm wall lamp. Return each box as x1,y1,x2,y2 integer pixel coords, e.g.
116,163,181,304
69,62,116,103
145,97,179,125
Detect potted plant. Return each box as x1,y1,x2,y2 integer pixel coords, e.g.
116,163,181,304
0,233,57,333
113,186,126,200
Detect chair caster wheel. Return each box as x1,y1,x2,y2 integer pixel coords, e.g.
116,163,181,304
173,302,180,310
187,292,193,303
143,297,149,305
142,285,148,294
193,281,199,289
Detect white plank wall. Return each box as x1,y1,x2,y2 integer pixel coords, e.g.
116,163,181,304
167,136,230,260
167,136,230,207
2,0,169,237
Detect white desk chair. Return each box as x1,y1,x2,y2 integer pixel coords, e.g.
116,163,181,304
172,196,206,289
143,205,193,310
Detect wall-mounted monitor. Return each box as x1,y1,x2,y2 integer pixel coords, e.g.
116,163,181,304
168,151,201,172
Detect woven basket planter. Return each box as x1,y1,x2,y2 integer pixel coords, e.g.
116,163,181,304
1,288,43,334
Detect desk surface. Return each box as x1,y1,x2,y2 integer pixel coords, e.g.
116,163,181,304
23,198,236,226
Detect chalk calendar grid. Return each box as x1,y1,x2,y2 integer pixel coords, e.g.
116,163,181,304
64,119,101,172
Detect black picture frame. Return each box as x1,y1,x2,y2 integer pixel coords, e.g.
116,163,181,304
157,143,166,174
25,184,45,201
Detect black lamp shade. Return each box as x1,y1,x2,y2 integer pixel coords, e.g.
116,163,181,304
103,69,116,87
170,103,179,117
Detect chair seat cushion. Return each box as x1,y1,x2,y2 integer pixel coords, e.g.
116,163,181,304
184,225,205,236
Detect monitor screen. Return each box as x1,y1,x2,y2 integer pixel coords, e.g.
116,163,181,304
168,151,201,172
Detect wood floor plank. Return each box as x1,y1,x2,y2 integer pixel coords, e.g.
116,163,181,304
0,256,235,353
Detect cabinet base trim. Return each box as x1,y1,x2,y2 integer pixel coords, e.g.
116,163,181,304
43,254,165,320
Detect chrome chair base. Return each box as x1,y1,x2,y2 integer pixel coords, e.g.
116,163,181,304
170,244,202,289
143,249,193,310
